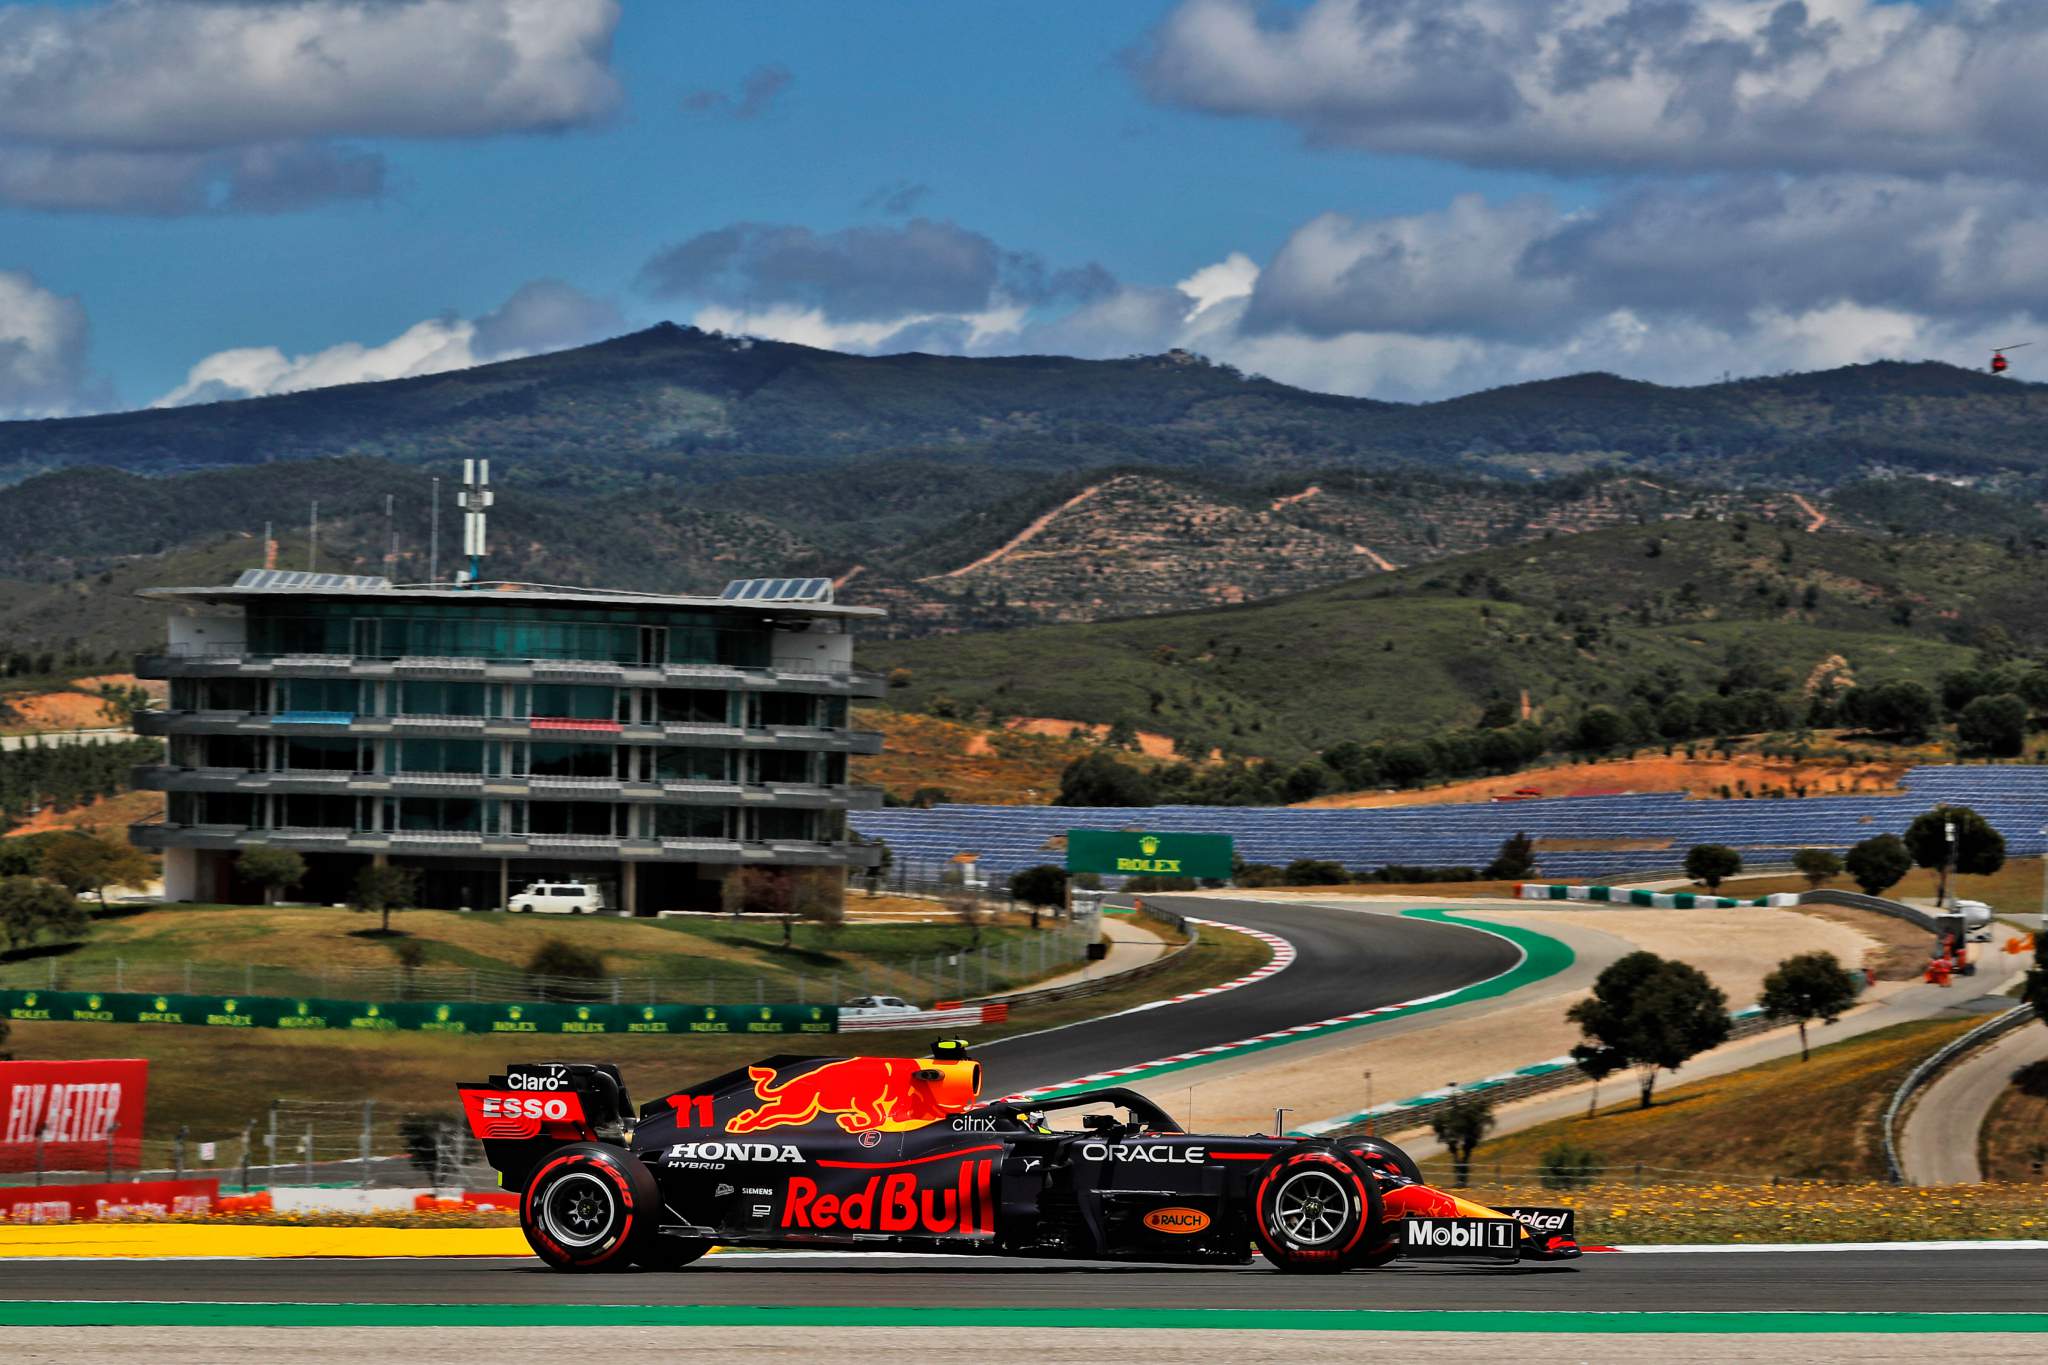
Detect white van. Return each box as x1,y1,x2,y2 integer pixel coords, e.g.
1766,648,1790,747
508,881,606,915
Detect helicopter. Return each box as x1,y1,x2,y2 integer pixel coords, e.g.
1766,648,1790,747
1990,342,2031,375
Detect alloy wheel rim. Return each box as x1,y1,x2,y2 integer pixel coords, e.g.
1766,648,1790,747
541,1170,617,1249
1273,1167,1351,1246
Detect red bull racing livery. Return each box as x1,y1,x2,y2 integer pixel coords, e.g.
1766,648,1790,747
459,1045,1580,1274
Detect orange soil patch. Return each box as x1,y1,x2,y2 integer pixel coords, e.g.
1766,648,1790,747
1,688,115,733
1005,717,1198,761
5,788,164,838
1270,484,1322,511
1301,752,1910,808
853,709,1094,804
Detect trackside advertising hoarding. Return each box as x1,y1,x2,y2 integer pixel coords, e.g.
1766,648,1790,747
0,1177,216,1223
0,989,836,1036
1066,829,1233,881
0,1059,147,1174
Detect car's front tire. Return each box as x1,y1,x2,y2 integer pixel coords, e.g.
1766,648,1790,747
1251,1143,1383,1274
520,1143,658,1272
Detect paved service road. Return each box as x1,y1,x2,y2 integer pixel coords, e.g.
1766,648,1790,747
5,1248,2045,1314
1901,1021,2048,1185
975,895,1521,1097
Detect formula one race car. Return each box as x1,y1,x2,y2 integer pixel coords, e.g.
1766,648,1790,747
459,1044,1580,1273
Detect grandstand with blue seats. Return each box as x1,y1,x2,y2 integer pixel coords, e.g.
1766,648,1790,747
848,766,2048,885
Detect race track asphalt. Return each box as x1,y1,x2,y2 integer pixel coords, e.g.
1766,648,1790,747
975,895,1522,1096
4,1248,2043,1313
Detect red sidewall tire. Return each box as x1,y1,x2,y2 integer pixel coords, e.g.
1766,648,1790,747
1251,1145,1383,1274
521,1143,657,1272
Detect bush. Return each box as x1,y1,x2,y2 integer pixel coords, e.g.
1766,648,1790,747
525,937,607,1000
1234,863,1284,887
1123,875,1198,892
1792,847,1843,888
1538,1142,1604,1190
1280,858,1349,886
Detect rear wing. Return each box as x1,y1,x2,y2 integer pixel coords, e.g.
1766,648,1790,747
458,1062,634,1188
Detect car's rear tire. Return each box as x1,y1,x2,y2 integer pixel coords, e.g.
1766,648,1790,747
634,1235,712,1271
520,1142,657,1272
1251,1143,1383,1274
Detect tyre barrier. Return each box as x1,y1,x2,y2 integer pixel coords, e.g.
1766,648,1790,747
1517,883,1800,908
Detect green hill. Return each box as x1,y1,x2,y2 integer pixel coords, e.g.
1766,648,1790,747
865,519,2019,760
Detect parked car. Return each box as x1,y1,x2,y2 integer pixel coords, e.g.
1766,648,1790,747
508,881,607,915
839,994,921,1017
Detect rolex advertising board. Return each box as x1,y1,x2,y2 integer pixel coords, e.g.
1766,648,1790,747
1065,829,1233,881
0,989,836,1036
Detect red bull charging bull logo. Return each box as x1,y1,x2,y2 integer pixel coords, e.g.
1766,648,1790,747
726,1057,952,1134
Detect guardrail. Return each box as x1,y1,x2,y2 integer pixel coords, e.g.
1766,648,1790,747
1879,1001,2038,1184
965,897,1198,1011
1801,888,1948,934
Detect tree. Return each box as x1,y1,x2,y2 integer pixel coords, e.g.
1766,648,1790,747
1683,843,1742,891
1792,848,1843,889
1573,705,1629,752
785,870,845,947
1758,951,1862,1060
946,892,989,948
1567,951,1732,1108
236,847,306,906
1484,831,1536,880
0,875,87,952
94,683,152,727
1844,833,1912,896
1958,693,2029,757
1429,1089,1496,1187
1055,752,1157,806
1569,1042,1626,1116
1903,805,2006,908
1009,864,1067,929
39,831,154,910
1102,719,1142,752
350,863,419,935
1857,680,1937,740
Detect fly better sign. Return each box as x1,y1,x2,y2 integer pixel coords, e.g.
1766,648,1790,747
1065,830,1233,881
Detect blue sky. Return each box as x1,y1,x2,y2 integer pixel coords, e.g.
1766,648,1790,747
0,0,2032,414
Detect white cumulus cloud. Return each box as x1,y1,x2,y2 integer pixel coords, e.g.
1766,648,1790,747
1135,0,2048,179
0,269,105,417
0,0,622,214
153,280,622,406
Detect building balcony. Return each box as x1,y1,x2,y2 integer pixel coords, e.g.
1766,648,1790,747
132,709,884,755
135,648,887,698
133,764,883,810
130,819,881,869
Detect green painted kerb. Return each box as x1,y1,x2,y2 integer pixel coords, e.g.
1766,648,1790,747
3,1303,2045,1333
1025,908,1573,1100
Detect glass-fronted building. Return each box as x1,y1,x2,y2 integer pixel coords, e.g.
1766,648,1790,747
129,572,886,912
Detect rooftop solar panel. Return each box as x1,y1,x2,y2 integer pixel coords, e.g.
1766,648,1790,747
233,568,391,592
720,576,834,604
